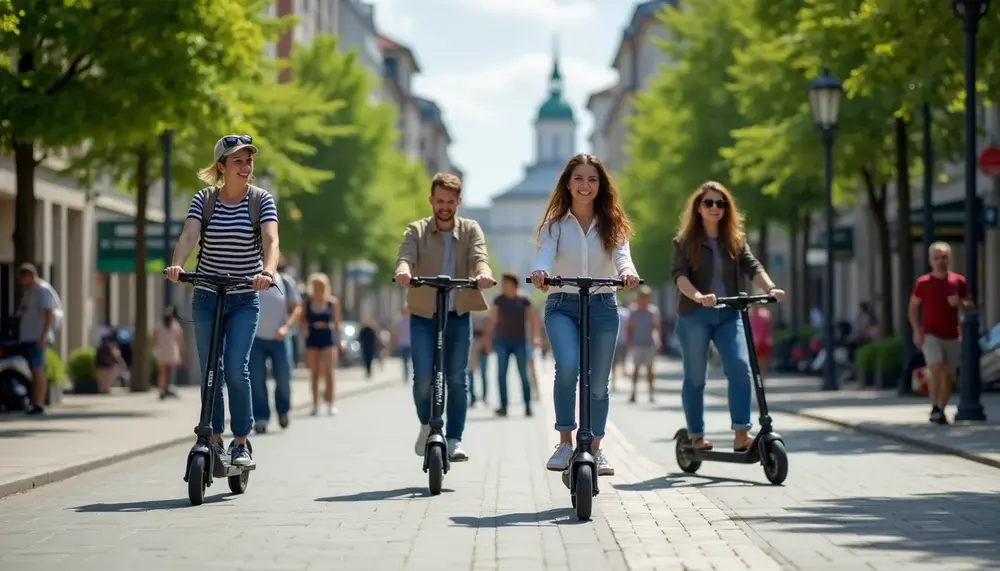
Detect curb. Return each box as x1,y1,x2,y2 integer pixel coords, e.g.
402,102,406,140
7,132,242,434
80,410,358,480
0,378,397,499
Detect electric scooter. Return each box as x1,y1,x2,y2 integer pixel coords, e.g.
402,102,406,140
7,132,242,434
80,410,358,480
528,276,642,521
393,275,487,496
169,270,276,506
673,293,789,485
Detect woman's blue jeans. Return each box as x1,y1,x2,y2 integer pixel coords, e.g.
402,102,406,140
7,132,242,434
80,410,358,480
544,292,619,438
675,307,753,437
191,290,260,438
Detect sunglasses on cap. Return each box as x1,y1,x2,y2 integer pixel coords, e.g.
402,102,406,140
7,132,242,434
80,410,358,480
222,135,253,147
701,198,727,209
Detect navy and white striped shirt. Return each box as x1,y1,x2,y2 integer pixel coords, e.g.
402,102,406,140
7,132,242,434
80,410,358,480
186,188,279,294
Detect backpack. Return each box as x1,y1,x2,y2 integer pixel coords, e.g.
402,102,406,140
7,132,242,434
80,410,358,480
197,185,266,266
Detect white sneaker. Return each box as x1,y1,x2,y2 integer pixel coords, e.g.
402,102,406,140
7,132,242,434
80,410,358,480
546,442,574,472
448,439,468,462
309,406,318,417
595,449,615,476
327,403,337,416
414,424,431,456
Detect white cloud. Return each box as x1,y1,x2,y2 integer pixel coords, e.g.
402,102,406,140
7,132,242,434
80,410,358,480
452,0,599,25
414,52,617,124
370,0,416,36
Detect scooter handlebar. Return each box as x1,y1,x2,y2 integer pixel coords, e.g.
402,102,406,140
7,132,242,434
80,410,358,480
164,270,279,292
392,275,490,289
714,293,777,309
524,275,644,287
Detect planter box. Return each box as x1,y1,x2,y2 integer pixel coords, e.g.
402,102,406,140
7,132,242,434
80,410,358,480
45,383,63,406
71,377,105,395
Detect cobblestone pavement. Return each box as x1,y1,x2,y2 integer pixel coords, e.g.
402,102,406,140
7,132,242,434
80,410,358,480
2,357,996,570
610,359,1000,571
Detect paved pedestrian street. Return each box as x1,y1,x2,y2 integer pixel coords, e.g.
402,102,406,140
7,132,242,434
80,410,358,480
1,359,999,570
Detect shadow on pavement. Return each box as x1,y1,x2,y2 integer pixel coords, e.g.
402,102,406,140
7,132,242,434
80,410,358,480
315,486,452,502
0,410,152,423
450,508,589,527
615,473,767,491
736,491,1000,566
0,427,75,438
72,494,233,512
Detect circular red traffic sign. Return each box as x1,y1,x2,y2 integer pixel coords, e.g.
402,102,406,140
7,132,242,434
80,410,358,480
978,147,1000,176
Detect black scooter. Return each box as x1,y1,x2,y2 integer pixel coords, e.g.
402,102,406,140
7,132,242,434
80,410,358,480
673,293,789,485
529,276,641,521
394,275,486,495
169,270,276,506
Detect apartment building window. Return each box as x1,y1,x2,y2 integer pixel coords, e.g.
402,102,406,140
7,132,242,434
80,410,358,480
384,57,398,79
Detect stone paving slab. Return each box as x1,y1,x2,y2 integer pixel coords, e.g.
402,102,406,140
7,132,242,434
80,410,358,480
0,362,404,498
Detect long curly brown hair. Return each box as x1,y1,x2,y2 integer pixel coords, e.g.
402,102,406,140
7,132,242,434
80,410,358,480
535,153,633,252
676,181,746,271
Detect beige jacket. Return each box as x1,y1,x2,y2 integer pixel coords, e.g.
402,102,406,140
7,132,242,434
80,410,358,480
395,216,492,319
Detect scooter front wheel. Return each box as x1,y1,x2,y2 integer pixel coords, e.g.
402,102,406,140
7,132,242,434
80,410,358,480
762,440,788,485
187,454,207,506
675,433,702,474
427,446,444,496
573,465,594,521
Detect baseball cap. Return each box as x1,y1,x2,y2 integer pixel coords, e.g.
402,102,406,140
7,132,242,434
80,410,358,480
213,134,259,163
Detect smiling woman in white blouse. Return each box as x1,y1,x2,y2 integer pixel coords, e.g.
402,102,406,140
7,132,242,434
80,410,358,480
529,153,641,477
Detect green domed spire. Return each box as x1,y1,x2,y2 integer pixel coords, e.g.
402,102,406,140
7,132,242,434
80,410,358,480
537,37,574,122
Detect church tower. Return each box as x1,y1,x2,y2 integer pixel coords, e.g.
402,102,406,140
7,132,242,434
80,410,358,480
534,38,577,164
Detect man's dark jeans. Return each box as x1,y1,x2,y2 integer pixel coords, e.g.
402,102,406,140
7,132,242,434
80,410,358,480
495,338,531,410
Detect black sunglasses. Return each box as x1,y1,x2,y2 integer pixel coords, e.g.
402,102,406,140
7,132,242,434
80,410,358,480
701,198,727,209
222,135,253,147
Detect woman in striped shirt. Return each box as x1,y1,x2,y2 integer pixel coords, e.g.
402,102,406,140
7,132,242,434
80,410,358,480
165,135,279,467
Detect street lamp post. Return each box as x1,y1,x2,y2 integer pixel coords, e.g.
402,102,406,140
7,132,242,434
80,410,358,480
808,67,843,392
952,0,988,421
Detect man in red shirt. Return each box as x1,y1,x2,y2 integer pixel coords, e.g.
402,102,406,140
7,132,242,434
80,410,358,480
908,242,974,424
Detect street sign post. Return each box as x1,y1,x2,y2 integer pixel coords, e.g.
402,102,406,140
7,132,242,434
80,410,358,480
96,220,185,274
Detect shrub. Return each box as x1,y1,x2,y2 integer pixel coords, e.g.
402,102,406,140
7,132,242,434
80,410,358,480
44,348,66,386
875,336,904,373
68,347,98,383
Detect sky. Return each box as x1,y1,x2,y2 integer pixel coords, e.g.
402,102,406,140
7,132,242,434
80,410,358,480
369,0,636,207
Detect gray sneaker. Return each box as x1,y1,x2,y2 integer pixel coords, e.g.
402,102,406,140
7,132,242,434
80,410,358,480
230,443,252,467
546,442,573,472
212,440,227,461
414,425,431,457
595,449,615,476
447,439,468,462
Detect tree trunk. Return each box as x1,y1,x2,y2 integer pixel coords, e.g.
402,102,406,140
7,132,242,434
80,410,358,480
864,168,894,336
13,140,37,300
895,117,915,352
131,145,152,392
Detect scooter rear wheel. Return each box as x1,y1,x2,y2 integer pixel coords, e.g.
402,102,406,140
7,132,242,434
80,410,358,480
675,433,702,474
427,446,444,496
187,454,207,506
228,470,250,494
573,465,593,521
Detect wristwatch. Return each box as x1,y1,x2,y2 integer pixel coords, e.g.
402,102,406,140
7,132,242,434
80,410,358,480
261,270,274,279
765,283,778,293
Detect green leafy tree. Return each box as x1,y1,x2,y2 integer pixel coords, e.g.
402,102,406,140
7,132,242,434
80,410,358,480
286,35,398,269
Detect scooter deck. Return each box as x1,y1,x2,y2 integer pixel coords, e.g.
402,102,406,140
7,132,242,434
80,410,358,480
684,447,761,464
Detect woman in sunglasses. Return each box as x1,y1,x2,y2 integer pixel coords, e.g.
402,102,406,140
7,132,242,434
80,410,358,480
164,134,279,467
670,181,785,452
